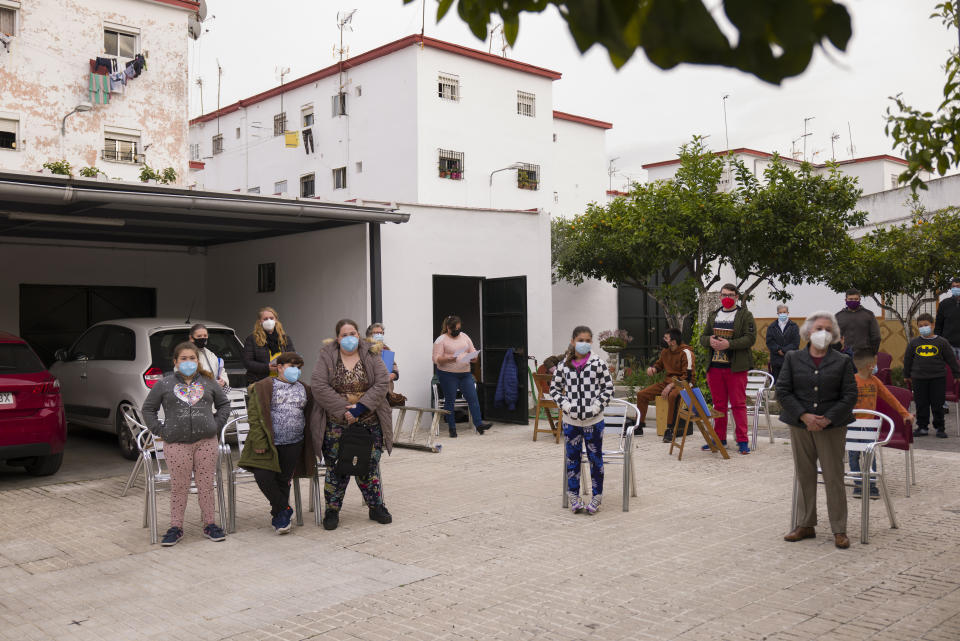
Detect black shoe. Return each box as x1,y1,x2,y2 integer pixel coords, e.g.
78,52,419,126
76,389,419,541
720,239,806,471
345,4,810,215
476,422,492,432
661,429,674,443
448,428,458,438
369,504,393,524
685,424,694,436
161,526,183,547
913,427,929,437
936,430,948,439
322,509,339,530
633,424,644,436
944,406,950,414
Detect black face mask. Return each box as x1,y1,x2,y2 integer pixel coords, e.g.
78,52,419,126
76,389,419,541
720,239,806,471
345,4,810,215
193,338,208,349
450,329,461,337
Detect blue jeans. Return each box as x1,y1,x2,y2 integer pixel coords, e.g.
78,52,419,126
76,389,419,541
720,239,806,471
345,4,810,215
848,451,877,491
437,370,483,431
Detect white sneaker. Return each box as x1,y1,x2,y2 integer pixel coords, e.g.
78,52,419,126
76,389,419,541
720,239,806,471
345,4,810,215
568,492,585,513
586,496,602,514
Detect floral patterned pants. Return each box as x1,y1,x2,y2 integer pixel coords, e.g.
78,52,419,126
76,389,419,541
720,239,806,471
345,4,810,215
322,422,384,511
564,421,605,497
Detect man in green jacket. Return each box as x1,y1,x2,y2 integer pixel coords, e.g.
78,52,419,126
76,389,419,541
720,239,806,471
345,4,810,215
699,283,757,455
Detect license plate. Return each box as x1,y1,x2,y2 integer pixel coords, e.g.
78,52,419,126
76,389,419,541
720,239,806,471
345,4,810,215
0,392,14,407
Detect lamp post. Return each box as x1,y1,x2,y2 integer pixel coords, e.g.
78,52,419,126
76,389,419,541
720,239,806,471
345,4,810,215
489,162,524,208
60,103,92,136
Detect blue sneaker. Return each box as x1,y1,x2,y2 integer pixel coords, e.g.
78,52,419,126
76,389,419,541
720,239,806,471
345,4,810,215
702,440,727,451
161,526,183,547
203,523,226,542
275,507,293,534
738,442,750,455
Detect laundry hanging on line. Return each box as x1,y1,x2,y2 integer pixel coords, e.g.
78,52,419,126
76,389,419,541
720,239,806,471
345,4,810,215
88,73,110,105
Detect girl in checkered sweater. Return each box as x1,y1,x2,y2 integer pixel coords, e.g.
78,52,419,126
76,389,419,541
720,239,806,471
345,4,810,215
549,326,614,514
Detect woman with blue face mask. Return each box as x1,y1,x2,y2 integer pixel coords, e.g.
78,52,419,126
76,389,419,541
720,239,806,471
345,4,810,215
310,319,395,530
142,342,231,546
238,352,320,534
432,315,491,438
549,326,614,515
366,323,399,388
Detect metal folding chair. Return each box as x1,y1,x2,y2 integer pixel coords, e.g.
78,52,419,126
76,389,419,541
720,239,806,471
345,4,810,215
746,369,775,450
560,399,638,512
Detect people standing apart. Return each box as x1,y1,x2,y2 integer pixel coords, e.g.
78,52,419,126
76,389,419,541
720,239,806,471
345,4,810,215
238,352,319,534
847,349,913,498
835,289,881,354
242,307,295,385
634,328,694,443
934,277,960,362
190,323,229,388
365,323,399,390
766,305,800,382
310,319,394,530
549,326,614,514
142,342,231,546
432,315,492,438
904,313,960,438
700,283,757,455
777,311,858,549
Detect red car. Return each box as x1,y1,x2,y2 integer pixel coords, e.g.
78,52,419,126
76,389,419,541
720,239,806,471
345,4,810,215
0,331,67,476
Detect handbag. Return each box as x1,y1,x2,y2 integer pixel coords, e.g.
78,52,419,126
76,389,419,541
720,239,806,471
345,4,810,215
386,391,407,407
333,425,374,476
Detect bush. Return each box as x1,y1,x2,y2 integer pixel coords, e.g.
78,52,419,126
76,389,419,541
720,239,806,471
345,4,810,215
752,348,770,370
619,356,664,395
42,159,73,176
139,165,177,184
78,166,104,178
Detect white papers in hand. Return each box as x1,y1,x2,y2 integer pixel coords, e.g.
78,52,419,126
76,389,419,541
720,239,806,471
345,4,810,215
457,350,479,363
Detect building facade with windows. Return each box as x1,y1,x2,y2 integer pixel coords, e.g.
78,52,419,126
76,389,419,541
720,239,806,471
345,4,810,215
0,0,196,181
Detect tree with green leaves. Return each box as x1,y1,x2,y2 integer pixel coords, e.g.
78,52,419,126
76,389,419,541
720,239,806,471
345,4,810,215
552,137,865,329
886,2,960,190
408,0,852,84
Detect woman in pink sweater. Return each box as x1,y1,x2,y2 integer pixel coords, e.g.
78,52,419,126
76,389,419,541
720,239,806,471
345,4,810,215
433,315,491,437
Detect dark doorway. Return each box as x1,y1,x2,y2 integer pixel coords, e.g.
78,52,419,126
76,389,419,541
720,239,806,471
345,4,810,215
432,275,484,407
19,285,156,365
480,277,528,424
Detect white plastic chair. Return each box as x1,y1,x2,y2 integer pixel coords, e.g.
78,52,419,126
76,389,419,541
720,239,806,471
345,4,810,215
746,369,775,450
790,410,898,545
560,398,639,512
121,405,226,544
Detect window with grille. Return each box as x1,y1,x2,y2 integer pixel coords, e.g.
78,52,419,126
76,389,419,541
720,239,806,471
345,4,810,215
438,74,460,101
274,180,287,194
302,105,314,128
517,163,539,190
189,143,200,160
257,263,276,293
103,132,141,163
103,28,137,58
212,133,223,155
438,149,464,180
332,167,347,190
273,113,286,136
300,173,315,197
890,173,899,190
0,7,16,36
0,117,18,150
331,92,347,117
517,91,535,117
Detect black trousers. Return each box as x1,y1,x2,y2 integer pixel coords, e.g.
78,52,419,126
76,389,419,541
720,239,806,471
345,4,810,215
770,359,784,383
914,377,946,432
252,441,303,516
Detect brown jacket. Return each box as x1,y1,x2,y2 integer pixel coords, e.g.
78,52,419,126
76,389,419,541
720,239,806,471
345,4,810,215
652,343,696,380
309,340,394,453
237,377,320,476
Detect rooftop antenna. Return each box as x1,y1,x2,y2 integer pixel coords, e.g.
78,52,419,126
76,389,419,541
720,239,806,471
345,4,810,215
489,23,502,54
184,298,196,325
421,0,426,39
791,136,803,160
276,66,290,122
336,10,357,95
847,121,856,159
830,131,840,161
215,58,222,135
802,116,815,162
608,157,620,191
721,93,731,190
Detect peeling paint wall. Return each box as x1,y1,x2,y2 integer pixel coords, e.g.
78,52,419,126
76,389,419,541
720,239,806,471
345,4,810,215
0,0,190,182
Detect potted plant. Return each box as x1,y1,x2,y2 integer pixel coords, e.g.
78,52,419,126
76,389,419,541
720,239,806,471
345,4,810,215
598,329,633,353
439,169,450,178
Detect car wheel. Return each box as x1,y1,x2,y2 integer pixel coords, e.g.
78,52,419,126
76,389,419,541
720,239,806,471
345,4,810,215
117,403,139,460
24,452,63,476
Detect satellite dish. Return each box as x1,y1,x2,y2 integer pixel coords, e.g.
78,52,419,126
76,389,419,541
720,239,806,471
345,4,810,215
188,14,202,39
197,0,208,21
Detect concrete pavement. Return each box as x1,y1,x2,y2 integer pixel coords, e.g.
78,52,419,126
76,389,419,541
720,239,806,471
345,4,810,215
1,421,959,641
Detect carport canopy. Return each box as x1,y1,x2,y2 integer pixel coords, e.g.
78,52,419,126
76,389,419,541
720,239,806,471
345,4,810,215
0,171,409,246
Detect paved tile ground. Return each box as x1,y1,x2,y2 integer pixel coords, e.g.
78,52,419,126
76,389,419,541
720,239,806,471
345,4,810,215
1,419,959,641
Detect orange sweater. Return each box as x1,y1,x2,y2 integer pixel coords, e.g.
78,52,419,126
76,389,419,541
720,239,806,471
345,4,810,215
855,375,910,420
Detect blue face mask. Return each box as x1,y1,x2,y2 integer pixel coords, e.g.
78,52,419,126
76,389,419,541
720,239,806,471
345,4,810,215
952,287,960,297
871,365,878,375
778,313,789,322
340,335,360,352
574,341,591,355
282,366,301,383
372,333,385,342
178,361,198,376
919,325,933,337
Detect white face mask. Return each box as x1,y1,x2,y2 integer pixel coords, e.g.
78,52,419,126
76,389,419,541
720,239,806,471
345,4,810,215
261,319,276,332
809,329,832,350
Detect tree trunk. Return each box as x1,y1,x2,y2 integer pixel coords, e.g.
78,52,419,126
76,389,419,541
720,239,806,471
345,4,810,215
697,290,721,325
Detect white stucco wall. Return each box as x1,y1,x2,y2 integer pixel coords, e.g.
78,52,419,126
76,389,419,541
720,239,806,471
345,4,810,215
379,204,552,407
550,118,609,219
0,0,191,182
551,279,619,356
204,224,369,376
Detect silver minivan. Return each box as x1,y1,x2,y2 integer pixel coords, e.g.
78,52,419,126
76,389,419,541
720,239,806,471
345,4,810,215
50,318,246,459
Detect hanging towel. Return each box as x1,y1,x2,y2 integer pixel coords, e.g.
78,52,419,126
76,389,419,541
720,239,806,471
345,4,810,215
88,73,109,104
284,131,299,148
494,348,519,410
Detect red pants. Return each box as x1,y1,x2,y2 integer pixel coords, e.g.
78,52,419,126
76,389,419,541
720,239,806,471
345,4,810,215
706,368,748,443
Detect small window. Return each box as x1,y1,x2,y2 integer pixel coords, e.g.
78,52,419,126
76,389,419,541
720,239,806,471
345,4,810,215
189,143,200,161
103,131,141,163
273,112,286,136
438,149,464,180
274,180,287,194
300,173,315,198
212,133,223,155
235,127,241,139
248,186,260,194
890,173,899,189
553,191,559,203
355,161,363,173
70,326,108,361
552,133,558,143
257,263,276,293
301,105,314,128
331,92,347,117
100,326,136,361
332,166,347,190
355,85,362,97
0,6,17,37
517,163,540,190
438,74,460,101
103,28,136,58
517,91,536,117
0,116,18,150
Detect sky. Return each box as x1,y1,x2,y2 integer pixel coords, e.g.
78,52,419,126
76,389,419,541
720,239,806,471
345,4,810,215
189,0,957,190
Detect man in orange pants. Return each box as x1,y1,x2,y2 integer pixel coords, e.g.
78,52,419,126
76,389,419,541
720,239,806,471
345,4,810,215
636,328,695,443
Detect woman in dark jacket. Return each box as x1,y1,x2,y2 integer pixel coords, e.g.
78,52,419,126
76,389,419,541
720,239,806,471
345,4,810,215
242,306,295,385
777,311,858,549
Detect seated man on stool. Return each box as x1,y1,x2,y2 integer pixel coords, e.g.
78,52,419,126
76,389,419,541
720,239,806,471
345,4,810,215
636,328,695,443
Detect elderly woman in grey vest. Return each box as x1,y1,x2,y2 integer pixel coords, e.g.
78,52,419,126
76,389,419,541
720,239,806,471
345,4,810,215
776,311,857,549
